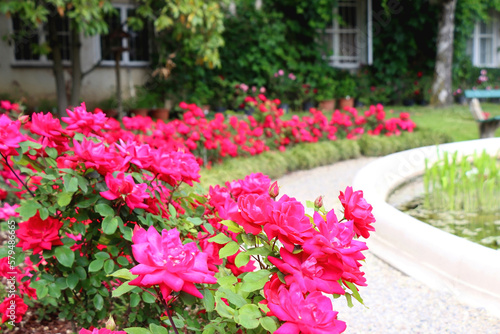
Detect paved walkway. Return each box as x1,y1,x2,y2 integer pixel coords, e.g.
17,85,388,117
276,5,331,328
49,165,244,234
277,157,500,334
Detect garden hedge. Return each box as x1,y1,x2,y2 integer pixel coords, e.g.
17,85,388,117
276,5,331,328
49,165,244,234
200,129,453,189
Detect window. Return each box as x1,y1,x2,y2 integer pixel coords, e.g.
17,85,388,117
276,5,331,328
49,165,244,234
321,0,371,69
100,5,149,65
471,17,497,67
11,15,71,64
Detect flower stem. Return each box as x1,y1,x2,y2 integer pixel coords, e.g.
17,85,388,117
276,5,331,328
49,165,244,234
155,287,179,334
0,152,36,198
165,304,179,334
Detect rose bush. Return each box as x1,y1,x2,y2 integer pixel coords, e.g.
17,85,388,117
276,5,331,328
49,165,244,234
0,100,377,333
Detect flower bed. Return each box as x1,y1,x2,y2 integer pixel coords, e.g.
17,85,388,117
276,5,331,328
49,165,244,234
0,102,382,333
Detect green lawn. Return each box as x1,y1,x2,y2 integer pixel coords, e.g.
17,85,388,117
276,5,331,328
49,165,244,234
387,103,500,142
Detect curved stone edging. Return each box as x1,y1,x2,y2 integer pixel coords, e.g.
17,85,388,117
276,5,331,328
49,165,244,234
352,138,500,318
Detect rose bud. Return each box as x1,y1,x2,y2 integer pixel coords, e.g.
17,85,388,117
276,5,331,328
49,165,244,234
268,181,279,199
314,195,324,209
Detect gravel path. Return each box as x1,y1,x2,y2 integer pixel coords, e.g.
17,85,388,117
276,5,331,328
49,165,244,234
277,157,500,334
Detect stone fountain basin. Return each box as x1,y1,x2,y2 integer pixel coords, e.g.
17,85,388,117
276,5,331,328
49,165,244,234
353,138,500,318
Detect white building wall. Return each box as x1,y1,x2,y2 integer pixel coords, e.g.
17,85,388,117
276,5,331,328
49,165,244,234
0,14,149,107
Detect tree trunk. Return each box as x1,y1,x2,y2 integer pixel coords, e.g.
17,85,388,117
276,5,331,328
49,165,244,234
48,13,68,117
70,27,82,108
115,51,124,119
430,0,457,107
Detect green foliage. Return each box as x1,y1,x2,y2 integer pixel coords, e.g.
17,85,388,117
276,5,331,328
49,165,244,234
135,0,227,69
0,0,115,36
367,0,440,104
423,150,500,213
453,0,500,82
200,126,452,189
336,76,357,99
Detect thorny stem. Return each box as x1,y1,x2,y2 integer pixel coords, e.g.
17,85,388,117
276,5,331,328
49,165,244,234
167,182,181,206
155,286,179,334
1,152,36,198
272,237,278,251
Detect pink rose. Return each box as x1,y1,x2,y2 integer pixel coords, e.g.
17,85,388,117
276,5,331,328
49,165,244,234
267,283,347,334
230,193,273,235
62,102,109,136
268,247,344,294
100,172,150,210
264,195,314,252
130,227,217,299
339,186,376,238
0,115,25,157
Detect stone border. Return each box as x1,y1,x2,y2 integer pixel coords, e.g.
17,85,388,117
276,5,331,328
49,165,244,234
353,138,500,318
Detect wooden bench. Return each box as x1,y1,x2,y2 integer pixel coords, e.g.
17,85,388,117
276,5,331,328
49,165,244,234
464,90,500,138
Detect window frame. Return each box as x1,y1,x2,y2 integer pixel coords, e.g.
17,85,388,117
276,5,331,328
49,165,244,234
320,0,372,69
472,17,498,67
9,16,72,67
98,4,150,68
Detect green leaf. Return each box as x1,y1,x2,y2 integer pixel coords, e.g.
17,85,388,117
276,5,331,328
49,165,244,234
95,203,115,217
203,222,214,234
247,247,270,256
345,281,364,305
103,259,115,274
116,256,130,266
67,274,79,290
108,268,138,281
39,207,49,220
54,246,74,267
241,233,256,246
75,266,87,279
37,285,49,299
218,287,247,308
238,304,261,329
19,140,42,153
102,216,118,235
16,201,41,219
219,241,239,258
89,259,104,272
240,270,271,292
345,293,354,308
94,252,110,260
186,217,203,226
168,204,176,217
215,295,236,318
93,294,104,310
112,282,136,298
142,291,156,303
260,316,278,332
149,323,169,334
130,293,141,307
125,328,151,334
208,233,232,244
64,176,79,193
234,252,250,268
57,192,73,207
217,275,238,287
77,195,98,208
76,175,89,192
219,219,243,233
202,289,215,312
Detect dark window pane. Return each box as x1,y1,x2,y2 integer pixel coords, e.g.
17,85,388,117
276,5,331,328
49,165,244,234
12,17,40,60
101,10,123,61
46,16,71,61
127,8,149,61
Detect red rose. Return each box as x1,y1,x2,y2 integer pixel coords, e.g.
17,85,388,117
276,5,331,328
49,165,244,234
16,213,63,254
